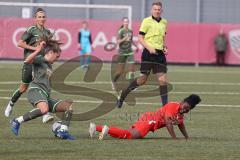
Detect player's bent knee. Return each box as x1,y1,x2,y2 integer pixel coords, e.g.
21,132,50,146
158,77,167,85
65,100,73,109
39,107,49,114
19,84,28,93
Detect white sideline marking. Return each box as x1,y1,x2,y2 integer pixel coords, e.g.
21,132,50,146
0,89,240,95
0,96,240,108
1,81,240,86
0,62,239,74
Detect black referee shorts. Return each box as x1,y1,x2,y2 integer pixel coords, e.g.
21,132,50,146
140,48,167,75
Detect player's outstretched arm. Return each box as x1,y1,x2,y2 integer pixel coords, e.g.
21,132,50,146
165,117,177,139
178,123,189,139
24,41,45,64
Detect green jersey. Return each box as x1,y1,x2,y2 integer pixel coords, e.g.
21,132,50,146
118,28,133,54
21,25,52,58
29,55,52,97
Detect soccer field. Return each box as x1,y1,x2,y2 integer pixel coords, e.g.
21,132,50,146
0,61,240,160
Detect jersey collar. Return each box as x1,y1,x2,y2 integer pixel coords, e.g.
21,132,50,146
152,16,162,23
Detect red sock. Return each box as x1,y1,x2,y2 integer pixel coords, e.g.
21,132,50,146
108,126,132,139
96,125,103,132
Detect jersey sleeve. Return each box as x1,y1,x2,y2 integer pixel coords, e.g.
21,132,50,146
78,32,81,44
118,28,123,39
177,115,184,124
139,18,148,35
130,30,133,41
89,32,92,44
162,18,168,35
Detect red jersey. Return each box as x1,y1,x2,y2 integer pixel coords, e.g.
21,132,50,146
156,102,184,128
132,102,184,137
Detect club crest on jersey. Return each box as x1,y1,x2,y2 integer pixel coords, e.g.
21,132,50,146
229,30,240,59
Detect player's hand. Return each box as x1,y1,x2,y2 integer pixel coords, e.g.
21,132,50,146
123,36,129,42
40,41,46,47
126,37,131,41
35,41,45,53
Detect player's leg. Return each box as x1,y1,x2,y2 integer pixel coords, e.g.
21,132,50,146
154,52,168,106
113,55,127,81
11,101,49,136
52,100,75,140
11,88,49,135
113,63,125,82
127,54,135,82
80,48,86,68
85,52,91,68
5,63,32,117
85,44,92,67
112,56,126,90
89,123,138,140
116,62,150,108
221,51,225,65
156,73,168,106
216,51,220,65
117,49,153,108
10,88,50,135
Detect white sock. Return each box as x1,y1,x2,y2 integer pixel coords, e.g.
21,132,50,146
16,116,24,123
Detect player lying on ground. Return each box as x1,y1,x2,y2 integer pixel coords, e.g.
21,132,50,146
10,38,75,140
89,94,201,140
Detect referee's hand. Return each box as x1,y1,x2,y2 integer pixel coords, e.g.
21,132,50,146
163,46,168,55
148,47,157,54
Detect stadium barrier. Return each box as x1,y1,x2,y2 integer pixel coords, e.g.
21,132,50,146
0,17,240,64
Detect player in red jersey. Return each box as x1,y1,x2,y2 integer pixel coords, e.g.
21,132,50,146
89,94,201,140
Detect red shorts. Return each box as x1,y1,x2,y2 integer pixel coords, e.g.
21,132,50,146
131,112,158,138
132,121,152,138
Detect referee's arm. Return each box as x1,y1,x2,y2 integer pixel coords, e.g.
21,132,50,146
138,32,156,54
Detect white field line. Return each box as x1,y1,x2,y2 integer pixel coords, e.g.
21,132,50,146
1,81,240,86
0,61,239,74
0,89,240,95
0,96,240,108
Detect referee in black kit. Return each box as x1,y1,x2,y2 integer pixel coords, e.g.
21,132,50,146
117,1,169,108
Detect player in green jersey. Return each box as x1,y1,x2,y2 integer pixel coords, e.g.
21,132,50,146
112,17,135,90
5,8,54,123
10,38,75,140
